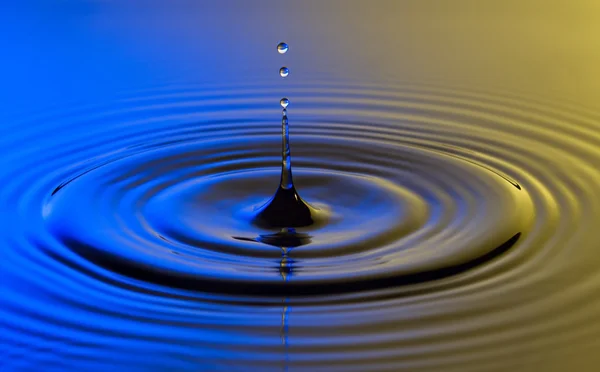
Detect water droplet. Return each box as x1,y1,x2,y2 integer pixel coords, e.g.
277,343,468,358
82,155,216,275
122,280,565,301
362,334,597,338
279,67,289,78
277,42,288,54
280,98,289,109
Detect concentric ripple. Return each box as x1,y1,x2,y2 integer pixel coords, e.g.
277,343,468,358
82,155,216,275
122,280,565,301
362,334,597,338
3,81,600,371
45,126,528,295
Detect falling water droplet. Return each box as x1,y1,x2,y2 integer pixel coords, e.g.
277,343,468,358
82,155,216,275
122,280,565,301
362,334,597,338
280,98,289,109
277,42,289,54
279,67,289,78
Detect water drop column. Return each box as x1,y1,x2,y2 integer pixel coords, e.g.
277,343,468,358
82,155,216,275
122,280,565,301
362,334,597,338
251,43,318,228
280,100,292,189
278,45,292,189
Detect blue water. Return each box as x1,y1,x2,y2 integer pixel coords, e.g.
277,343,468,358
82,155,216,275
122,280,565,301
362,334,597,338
3,2,600,371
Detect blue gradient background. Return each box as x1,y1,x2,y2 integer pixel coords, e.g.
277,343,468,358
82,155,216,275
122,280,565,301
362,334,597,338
2,0,599,115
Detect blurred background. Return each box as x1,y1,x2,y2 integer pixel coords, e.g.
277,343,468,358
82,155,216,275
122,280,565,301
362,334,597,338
2,0,599,114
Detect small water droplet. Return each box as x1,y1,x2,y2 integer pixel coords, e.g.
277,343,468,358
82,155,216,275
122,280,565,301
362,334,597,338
279,67,289,78
277,42,289,54
280,98,289,109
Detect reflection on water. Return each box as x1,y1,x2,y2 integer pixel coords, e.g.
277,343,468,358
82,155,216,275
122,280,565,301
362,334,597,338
2,1,600,371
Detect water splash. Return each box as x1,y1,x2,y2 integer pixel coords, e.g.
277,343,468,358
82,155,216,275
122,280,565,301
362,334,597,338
251,46,319,228
9,79,600,370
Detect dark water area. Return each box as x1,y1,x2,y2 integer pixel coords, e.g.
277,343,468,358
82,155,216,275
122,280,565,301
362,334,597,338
3,1,600,371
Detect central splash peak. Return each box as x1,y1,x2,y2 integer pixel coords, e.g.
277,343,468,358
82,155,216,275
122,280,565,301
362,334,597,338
252,97,320,228
251,44,320,229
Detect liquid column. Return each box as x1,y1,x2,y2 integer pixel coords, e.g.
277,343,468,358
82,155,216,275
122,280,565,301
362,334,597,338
280,104,292,189
251,43,319,228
